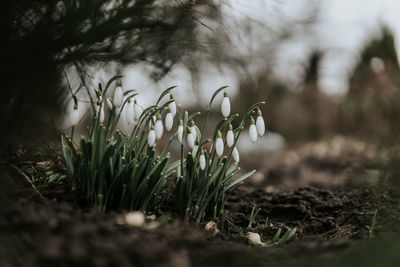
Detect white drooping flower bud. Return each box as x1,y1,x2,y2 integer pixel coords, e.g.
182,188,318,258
221,91,231,118
187,128,195,149
190,119,197,141
165,108,173,131
199,150,206,170
232,146,240,163
134,99,143,121
226,124,234,147
169,94,177,117
96,103,105,123
118,109,133,135
192,142,198,159
249,117,258,143
113,80,123,107
148,127,156,147
106,97,113,111
68,97,81,126
256,108,265,137
177,119,184,144
154,113,164,139
124,100,135,125
246,232,262,246
125,211,145,227
215,130,224,157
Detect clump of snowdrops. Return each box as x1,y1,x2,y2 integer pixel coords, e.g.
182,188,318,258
61,77,266,224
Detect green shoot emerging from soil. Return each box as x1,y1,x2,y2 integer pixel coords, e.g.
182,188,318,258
61,77,265,224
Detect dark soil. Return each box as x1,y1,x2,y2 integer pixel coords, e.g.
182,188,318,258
1,139,400,267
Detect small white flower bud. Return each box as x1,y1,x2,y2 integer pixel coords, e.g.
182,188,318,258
169,94,177,117
106,97,113,111
232,146,240,163
199,151,206,170
246,232,263,246
68,98,81,126
125,211,145,227
249,117,258,143
177,120,184,144
215,131,224,157
154,113,163,139
148,128,156,147
226,124,234,147
221,91,231,118
256,109,265,137
165,111,173,131
124,100,135,125
190,120,197,141
187,128,195,149
192,143,198,159
96,103,105,123
113,81,123,107
134,99,143,121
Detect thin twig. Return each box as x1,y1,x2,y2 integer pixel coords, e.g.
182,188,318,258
10,164,46,200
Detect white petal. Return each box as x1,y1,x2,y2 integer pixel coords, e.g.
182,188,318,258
155,120,164,139
232,146,240,163
199,154,206,170
113,86,123,107
191,126,197,140
99,105,105,123
249,124,258,143
227,130,234,147
192,145,198,159
177,125,184,144
124,102,134,125
215,138,224,157
221,97,231,118
187,133,195,149
169,101,176,117
106,98,113,110
256,116,265,136
165,113,173,131
70,109,81,126
148,130,156,147
134,102,143,121
118,111,133,135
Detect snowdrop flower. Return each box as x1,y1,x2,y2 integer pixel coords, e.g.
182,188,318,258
113,80,123,107
134,99,143,121
215,130,224,157
169,94,177,117
187,128,195,149
106,97,113,111
256,108,265,137
249,117,258,143
232,146,240,163
192,141,198,159
177,119,184,144
96,103,105,123
246,232,262,246
190,119,197,141
165,108,173,131
68,97,81,126
154,113,163,139
221,91,231,118
226,124,234,147
118,109,133,135
148,126,156,147
199,150,206,170
124,100,135,125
